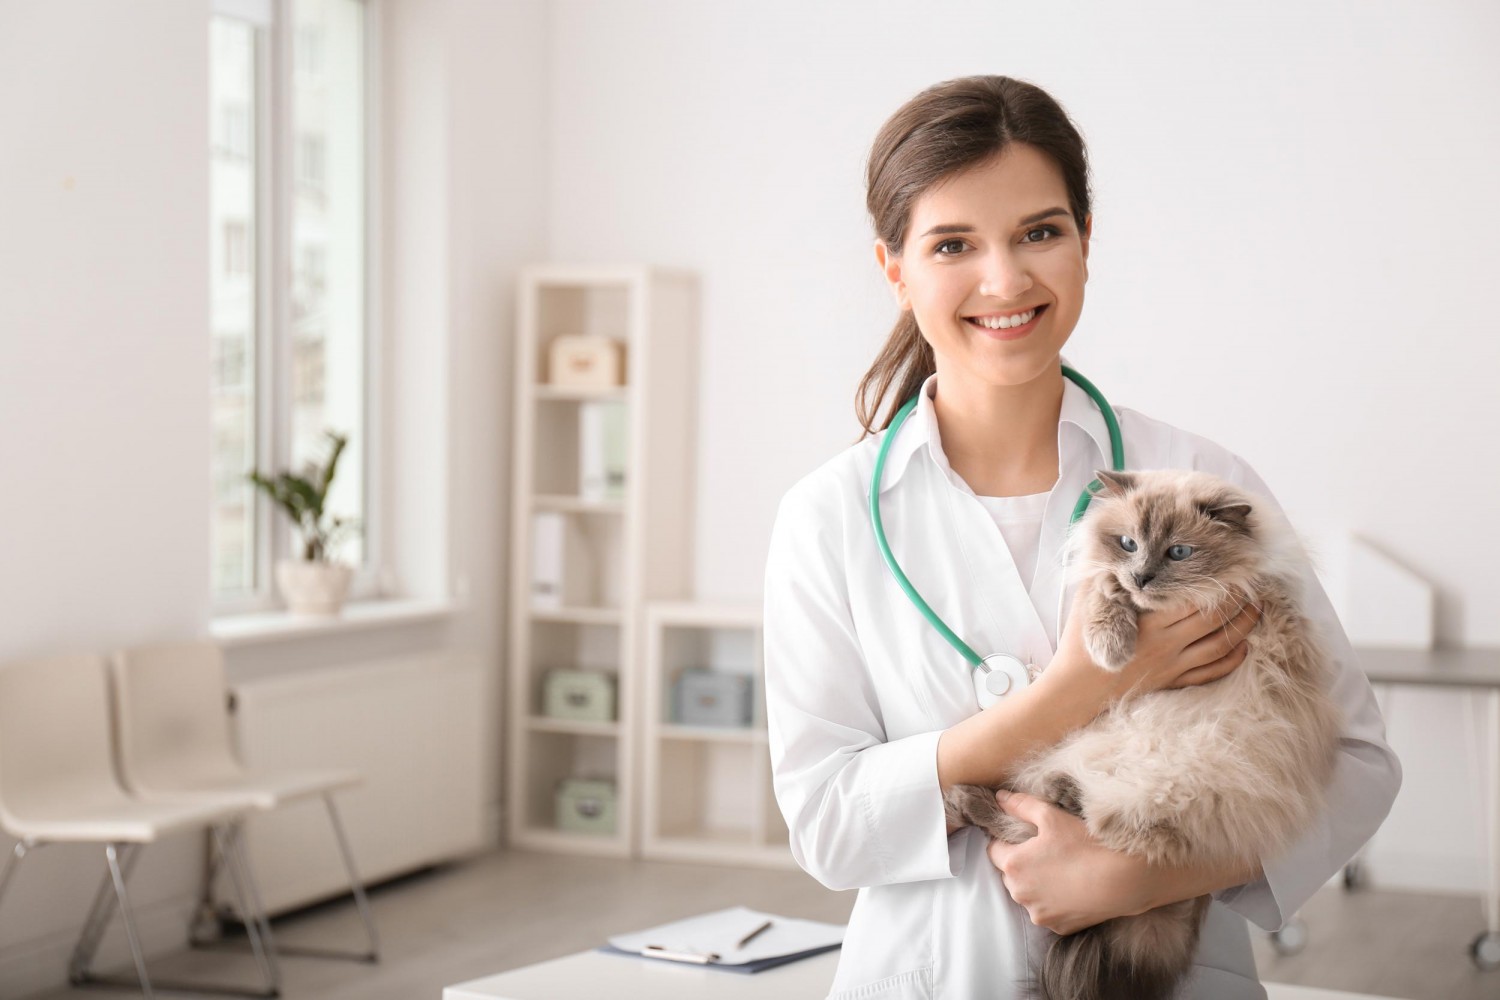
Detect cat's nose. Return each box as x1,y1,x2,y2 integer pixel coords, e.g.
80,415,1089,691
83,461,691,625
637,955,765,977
1134,571,1155,588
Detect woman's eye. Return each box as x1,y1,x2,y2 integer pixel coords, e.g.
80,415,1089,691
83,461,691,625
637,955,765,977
1118,536,1137,553
1022,225,1062,244
934,239,966,256
1167,544,1195,560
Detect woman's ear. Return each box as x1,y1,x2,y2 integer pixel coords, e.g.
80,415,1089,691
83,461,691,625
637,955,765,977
873,240,910,311
1081,213,1092,282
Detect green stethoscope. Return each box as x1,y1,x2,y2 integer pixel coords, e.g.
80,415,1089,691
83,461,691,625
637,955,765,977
867,365,1126,704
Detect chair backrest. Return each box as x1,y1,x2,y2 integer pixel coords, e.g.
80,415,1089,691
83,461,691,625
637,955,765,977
112,640,241,795
0,652,122,830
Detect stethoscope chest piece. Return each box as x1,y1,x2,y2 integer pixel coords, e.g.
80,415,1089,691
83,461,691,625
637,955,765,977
974,652,1031,709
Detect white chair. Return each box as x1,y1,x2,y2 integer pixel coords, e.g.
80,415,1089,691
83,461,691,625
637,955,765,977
110,639,380,964
0,652,278,999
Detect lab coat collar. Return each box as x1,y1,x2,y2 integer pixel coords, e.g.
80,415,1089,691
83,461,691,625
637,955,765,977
873,357,1117,496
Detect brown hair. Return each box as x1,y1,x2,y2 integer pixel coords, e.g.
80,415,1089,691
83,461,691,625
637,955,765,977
854,75,1094,438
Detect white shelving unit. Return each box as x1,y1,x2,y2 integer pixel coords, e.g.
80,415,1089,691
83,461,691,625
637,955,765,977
507,265,698,857
640,601,794,869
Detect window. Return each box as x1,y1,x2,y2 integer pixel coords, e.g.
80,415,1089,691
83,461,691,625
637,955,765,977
209,0,376,610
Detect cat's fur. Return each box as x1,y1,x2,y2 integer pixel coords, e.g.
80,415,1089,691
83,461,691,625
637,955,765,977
944,468,1342,1000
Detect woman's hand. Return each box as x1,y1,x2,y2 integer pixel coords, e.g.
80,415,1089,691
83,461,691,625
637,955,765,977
986,789,1151,935
1050,576,1262,704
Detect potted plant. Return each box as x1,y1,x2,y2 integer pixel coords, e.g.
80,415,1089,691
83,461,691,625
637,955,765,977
247,429,363,616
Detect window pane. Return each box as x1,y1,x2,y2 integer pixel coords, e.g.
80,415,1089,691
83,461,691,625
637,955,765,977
210,16,259,594
290,0,365,567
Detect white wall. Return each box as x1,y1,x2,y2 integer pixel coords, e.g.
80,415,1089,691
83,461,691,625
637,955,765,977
541,0,1500,893
0,0,547,995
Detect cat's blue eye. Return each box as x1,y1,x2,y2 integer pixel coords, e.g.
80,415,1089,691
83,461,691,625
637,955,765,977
1167,544,1194,560
1118,536,1137,553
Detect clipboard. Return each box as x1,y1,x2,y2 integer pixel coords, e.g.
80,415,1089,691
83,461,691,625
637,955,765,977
600,906,844,974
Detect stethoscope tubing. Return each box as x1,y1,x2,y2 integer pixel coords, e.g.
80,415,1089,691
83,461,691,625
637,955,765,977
867,364,1126,673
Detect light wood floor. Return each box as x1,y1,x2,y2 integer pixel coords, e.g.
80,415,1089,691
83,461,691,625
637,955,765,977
33,848,1500,1000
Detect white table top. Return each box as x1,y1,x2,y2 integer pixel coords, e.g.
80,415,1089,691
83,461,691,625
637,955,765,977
442,948,1403,1000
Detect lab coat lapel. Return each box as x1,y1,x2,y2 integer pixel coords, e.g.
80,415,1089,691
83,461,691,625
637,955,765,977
914,399,1054,680
1032,374,1119,654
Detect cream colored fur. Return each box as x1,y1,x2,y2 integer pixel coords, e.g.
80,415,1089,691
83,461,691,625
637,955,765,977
945,469,1342,1000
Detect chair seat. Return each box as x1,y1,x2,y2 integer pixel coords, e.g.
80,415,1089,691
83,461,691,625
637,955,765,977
131,766,363,811
3,788,243,843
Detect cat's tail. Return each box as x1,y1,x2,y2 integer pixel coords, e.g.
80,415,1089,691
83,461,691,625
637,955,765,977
1039,895,1210,1000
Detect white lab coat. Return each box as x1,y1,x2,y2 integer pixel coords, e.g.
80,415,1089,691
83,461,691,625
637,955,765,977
762,370,1402,1000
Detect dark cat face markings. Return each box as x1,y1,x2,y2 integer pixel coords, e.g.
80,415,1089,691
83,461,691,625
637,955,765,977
1081,471,1261,610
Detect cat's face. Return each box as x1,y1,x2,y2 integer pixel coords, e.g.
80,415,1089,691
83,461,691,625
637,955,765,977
1074,469,1260,611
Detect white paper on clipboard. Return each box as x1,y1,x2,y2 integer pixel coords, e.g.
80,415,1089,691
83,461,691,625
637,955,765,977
606,906,845,966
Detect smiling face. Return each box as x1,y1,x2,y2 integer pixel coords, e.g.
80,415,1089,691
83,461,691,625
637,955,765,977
875,142,1091,390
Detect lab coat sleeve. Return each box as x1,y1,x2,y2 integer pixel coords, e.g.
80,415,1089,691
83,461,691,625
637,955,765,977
762,479,967,892
1207,451,1403,932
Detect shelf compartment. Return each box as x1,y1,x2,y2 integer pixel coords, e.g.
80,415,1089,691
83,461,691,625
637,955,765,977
522,730,619,834
653,739,759,846
531,396,630,500
658,624,759,729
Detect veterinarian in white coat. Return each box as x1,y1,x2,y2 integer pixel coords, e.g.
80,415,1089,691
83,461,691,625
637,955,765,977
762,76,1401,1000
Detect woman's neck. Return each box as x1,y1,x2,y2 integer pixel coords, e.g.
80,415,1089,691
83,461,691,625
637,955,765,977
930,362,1064,497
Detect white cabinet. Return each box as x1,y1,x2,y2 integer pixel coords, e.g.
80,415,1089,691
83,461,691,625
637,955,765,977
640,602,794,868
506,266,698,856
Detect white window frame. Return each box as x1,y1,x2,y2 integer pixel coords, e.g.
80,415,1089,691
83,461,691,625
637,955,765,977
211,0,384,617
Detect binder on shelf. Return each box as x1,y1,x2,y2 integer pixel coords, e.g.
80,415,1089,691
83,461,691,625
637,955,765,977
530,511,594,609
599,906,843,974
579,399,627,501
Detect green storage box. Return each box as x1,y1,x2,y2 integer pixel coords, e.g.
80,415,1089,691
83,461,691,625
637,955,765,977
555,778,617,835
543,669,616,722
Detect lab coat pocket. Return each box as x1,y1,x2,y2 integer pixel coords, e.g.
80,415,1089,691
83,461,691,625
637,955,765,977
827,966,934,1000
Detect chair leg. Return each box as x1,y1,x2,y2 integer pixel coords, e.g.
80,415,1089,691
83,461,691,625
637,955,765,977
71,841,279,999
105,843,156,1000
228,822,280,968
323,794,380,962
0,838,32,910
212,824,280,994
69,843,142,981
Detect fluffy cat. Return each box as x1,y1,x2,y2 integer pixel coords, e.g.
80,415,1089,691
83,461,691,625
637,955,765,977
944,468,1342,1000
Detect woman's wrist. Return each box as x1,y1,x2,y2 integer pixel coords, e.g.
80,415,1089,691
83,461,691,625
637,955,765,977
1035,649,1117,729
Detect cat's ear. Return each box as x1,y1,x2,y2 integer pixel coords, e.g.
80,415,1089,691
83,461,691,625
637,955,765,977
1094,470,1138,498
1203,501,1253,532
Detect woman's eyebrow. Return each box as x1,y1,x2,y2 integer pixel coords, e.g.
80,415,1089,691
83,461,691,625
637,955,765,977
918,206,1070,238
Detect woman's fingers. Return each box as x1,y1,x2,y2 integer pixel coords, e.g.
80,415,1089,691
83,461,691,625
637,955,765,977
1171,638,1250,689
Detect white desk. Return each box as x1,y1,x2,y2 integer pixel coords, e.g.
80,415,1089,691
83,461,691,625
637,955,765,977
442,949,1400,1000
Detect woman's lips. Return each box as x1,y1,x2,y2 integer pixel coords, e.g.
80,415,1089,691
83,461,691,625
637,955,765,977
964,304,1046,341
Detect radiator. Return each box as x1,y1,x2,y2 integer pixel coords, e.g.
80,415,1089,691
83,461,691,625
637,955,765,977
215,652,488,916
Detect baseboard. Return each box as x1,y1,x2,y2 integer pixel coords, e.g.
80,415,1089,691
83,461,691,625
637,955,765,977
0,891,195,1000
1360,847,1488,897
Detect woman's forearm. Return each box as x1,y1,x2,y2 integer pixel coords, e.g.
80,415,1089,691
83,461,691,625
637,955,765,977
937,651,1113,795
1136,855,1264,913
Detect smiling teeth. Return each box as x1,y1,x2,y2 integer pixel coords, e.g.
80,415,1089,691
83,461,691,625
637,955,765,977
970,308,1036,330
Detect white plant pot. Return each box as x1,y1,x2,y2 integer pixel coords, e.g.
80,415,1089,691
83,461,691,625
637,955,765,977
276,559,354,616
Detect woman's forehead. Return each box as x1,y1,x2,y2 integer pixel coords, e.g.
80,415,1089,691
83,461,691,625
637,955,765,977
910,145,1070,229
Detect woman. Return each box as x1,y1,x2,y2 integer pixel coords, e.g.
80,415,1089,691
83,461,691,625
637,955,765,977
762,75,1400,1000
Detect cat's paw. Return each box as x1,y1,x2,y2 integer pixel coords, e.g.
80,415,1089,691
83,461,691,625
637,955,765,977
1085,623,1136,672
944,783,1000,834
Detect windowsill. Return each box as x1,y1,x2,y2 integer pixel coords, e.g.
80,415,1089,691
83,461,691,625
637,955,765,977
209,597,459,648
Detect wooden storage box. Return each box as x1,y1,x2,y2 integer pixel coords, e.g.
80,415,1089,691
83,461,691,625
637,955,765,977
548,334,625,388
555,778,617,835
672,667,752,728
543,669,617,723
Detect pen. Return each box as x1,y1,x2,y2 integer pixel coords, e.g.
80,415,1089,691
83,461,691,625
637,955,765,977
736,919,773,949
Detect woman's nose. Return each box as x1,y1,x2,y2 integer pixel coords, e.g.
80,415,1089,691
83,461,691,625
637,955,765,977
978,248,1034,299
